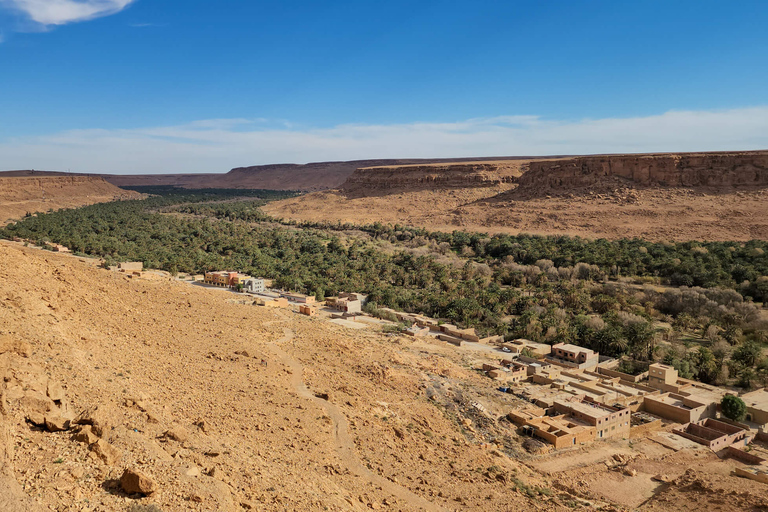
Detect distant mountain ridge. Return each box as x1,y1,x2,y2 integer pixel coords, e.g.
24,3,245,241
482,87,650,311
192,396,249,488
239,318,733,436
94,156,550,191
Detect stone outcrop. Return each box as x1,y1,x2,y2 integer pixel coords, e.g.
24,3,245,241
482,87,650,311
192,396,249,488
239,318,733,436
340,161,528,196
516,151,768,196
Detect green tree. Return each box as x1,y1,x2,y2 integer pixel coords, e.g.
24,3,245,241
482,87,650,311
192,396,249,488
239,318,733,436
721,394,747,422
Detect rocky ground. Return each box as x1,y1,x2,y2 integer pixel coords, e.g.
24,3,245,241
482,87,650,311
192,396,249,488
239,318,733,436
2,241,768,511
0,241,563,511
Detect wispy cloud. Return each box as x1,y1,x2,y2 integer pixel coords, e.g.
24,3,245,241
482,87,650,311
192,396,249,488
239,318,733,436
0,0,134,26
1,107,767,174
128,21,165,28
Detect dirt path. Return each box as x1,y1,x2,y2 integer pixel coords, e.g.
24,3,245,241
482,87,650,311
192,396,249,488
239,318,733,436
268,326,446,512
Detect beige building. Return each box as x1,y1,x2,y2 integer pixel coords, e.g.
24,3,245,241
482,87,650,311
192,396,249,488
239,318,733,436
741,388,768,426
325,297,362,314
648,363,679,389
509,397,630,449
552,398,631,440
548,343,599,369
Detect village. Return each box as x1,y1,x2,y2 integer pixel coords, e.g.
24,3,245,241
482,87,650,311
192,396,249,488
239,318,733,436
111,264,768,487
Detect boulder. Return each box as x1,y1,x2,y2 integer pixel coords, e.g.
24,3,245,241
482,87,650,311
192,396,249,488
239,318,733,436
25,412,45,427
73,407,112,437
119,468,156,495
44,415,70,432
90,439,121,465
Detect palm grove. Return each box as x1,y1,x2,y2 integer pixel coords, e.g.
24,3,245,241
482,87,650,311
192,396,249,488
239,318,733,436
3,188,767,390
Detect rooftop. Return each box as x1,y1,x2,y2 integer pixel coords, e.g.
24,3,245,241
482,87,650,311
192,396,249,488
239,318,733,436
557,399,621,420
553,343,595,355
742,388,768,410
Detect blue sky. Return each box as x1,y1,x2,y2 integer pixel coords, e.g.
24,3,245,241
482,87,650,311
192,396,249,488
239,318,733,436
1,0,767,173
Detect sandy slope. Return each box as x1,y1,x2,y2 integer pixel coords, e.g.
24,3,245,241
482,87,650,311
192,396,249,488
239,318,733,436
1,243,766,511
264,186,768,242
0,242,559,511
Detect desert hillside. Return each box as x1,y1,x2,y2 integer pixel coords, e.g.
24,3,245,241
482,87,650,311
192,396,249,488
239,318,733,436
264,151,768,241
2,242,767,511
0,176,143,226
0,241,560,511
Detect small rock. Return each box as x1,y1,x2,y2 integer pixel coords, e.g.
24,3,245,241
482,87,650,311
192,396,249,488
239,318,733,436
652,474,670,483
0,335,31,357
190,494,204,503
165,426,189,443
73,407,112,437
44,415,71,432
624,468,637,477
195,419,209,433
46,381,65,402
184,465,201,477
26,412,46,427
72,425,99,445
393,427,404,439
120,468,156,495
90,439,121,465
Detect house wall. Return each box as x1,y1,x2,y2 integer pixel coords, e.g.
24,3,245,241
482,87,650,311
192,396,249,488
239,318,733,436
437,334,463,346
642,395,706,423
597,367,649,383
747,407,768,426
629,418,662,438
726,446,766,465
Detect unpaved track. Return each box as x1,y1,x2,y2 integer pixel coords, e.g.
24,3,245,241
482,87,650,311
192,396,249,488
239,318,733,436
268,326,446,512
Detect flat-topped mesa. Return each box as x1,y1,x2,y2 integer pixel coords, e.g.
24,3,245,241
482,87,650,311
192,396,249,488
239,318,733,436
0,176,140,201
340,161,526,196
515,151,768,197
0,176,143,225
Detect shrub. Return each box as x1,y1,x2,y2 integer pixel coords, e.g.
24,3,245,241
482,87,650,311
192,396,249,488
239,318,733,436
721,394,747,422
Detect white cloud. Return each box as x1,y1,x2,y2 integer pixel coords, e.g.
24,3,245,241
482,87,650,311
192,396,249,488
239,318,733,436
1,0,134,26
1,106,767,174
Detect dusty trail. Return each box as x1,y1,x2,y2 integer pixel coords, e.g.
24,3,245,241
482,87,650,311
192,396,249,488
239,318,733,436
267,326,446,512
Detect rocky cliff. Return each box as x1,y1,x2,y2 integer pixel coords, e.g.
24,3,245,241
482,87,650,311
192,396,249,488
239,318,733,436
340,160,529,196
102,157,540,191
515,151,768,196
0,176,142,225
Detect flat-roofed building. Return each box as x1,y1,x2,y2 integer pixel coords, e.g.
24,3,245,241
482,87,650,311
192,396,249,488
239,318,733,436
673,418,753,451
548,343,599,369
740,388,768,427
642,392,711,423
243,278,266,294
502,339,551,358
648,363,679,390
508,409,595,449
553,397,631,440
325,297,362,314
282,292,316,304
299,304,316,316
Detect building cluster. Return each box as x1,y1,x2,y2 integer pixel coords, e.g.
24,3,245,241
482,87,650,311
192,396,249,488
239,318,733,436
204,271,265,292
494,344,768,453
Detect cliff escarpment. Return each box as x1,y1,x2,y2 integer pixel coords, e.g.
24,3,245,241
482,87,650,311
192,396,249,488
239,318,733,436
103,157,538,191
0,176,142,225
340,160,530,197
515,151,768,196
